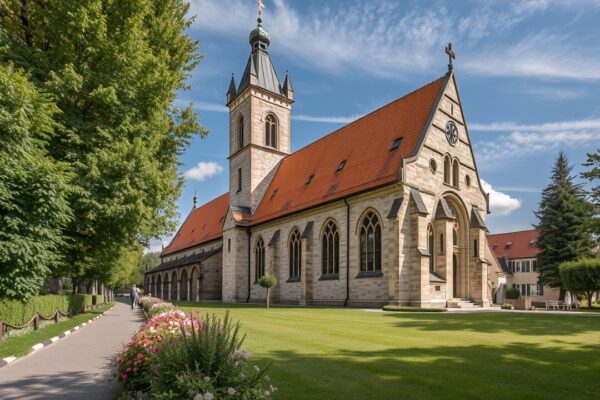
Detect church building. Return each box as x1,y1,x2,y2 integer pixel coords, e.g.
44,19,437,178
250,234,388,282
144,12,497,308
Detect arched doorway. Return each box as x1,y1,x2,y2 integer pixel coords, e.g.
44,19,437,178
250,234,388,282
444,195,470,299
190,267,199,302
180,269,188,301
170,271,178,300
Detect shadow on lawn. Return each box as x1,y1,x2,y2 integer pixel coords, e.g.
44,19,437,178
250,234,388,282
382,312,600,336
258,341,600,400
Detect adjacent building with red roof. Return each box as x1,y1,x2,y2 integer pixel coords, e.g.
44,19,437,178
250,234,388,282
145,13,498,308
487,229,559,303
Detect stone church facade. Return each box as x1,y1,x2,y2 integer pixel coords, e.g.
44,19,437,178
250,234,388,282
145,16,496,308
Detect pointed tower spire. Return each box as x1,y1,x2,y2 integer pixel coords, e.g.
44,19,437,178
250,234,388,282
227,74,237,103
282,71,293,101
193,191,198,209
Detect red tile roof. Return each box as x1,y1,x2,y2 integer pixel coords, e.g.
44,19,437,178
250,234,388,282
162,193,229,256
250,75,447,224
487,229,539,260
163,75,448,253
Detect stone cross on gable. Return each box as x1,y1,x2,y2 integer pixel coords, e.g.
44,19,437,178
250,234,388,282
445,43,456,72
257,0,265,17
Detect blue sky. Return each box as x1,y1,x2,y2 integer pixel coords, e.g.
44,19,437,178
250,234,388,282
149,0,600,252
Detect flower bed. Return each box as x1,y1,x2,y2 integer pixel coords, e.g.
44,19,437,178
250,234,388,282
117,297,276,399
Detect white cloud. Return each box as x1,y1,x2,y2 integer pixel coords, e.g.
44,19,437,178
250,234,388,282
481,179,522,216
188,0,600,81
470,118,600,132
184,161,224,181
293,114,361,124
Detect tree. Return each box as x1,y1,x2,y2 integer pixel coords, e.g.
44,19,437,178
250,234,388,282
0,64,72,300
559,258,600,309
535,152,594,298
0,0,207,289
581,148,600,242
258,275,277,309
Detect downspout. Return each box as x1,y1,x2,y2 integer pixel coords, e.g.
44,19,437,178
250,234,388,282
246,228,251,303
343,198,350,307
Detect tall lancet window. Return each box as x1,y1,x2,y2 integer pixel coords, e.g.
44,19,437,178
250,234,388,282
321,220,340,275
289,228,302,279
265,114,277,148
255,237,265,281
452,159,460,188
359,211,382,272
444,155,451,185
237,116,244,149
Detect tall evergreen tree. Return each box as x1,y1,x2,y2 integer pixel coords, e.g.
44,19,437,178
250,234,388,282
535,151,594,297
581,148,600,242
0,0,206,289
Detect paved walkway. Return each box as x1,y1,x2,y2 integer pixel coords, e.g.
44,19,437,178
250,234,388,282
0,302,143,400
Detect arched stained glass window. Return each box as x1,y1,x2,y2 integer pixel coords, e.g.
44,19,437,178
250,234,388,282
289,229,301,279
322,220,340,275
255,237,265,281
359,211,382,272
265,114,277,148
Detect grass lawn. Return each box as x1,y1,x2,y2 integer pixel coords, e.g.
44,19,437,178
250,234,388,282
176,302,600,400
0,303,113,359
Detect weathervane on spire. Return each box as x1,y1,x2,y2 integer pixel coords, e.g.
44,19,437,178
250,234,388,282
257,0,265,18
445,43,456,72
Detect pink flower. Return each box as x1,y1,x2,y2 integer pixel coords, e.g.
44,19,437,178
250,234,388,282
133,367,139,373
121,373,128,381
137,353,144,359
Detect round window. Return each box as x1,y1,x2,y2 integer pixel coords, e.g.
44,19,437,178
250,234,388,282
429,159,437,174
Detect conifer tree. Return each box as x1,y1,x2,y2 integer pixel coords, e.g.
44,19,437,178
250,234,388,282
535,151,594,297
581,148,600,242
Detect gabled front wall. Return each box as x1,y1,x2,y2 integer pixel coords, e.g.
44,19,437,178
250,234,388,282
402,73,490,307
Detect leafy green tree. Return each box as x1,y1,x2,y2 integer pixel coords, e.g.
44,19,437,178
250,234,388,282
0,64,72,300
535,152,594,297
559,258,600,309
581,148,600,242
258,275,277,309
0,0,207,289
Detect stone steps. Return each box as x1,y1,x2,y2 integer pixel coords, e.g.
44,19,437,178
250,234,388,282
447,298,480,308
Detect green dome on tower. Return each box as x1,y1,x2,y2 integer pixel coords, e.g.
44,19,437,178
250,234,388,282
249,17,270,46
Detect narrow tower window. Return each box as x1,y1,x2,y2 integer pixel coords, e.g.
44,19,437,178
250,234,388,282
237,168,242,192
265,114,277,148
444,155,451,185
428,224,434,272
237,116,244,149
255,237,265,281
452,159,460,188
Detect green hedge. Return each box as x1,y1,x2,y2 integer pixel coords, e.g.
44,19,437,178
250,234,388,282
0,295,86,326
94,295,105,306
83,295,94,310
382,305,447,312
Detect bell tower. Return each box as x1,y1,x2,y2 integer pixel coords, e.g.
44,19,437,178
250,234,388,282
226,10,294,211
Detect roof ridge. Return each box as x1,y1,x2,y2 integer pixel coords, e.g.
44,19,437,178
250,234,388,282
282,74,448,159
487,229,538,236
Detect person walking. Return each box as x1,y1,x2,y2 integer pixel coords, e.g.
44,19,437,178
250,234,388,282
130,284,140,309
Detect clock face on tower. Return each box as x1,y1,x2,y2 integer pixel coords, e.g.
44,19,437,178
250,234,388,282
445,121,458,145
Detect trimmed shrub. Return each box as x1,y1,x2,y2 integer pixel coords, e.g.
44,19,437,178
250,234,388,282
560,258,600,308
0,294,90,326
83,294,94,310
258,275,277,309
383,305,447,312
505,287,520,299
151,311,275,400
501,304,514,310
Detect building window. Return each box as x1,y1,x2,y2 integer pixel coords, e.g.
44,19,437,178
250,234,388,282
265,114,277,148
228,238,231,253
473,239,478,257
321,220,340,275
532,260,538,271
428,224,434,272
443,155,451,185
359,211,382,272
289,228,301,279
237,168,242,192
237,116,244,149
439,234,444,253
522,260,531,272
255,237,265,281
452,159,459,188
